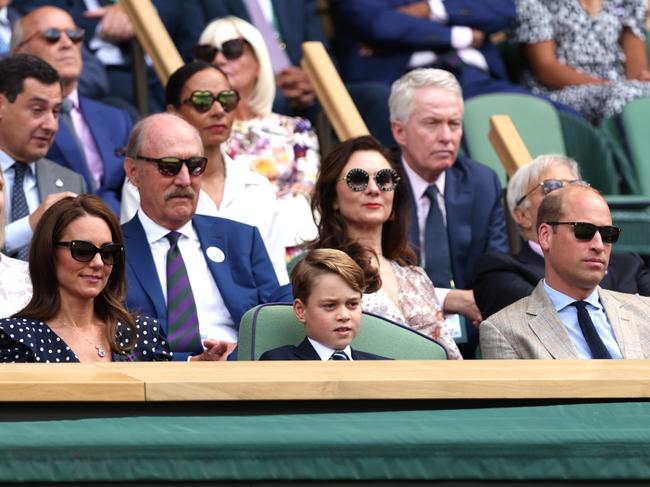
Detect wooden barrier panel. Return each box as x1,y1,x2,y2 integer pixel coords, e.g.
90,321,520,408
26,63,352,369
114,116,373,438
2,361,650,402
301,41,369,141
120,0,184,86
488,114,533,177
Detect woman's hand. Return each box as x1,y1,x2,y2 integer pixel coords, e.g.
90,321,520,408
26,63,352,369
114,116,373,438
443,289,482,326
189,339,236,361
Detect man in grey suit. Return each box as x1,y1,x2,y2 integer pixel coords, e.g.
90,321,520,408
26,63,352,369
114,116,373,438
480,184,650,359
0,54,85,259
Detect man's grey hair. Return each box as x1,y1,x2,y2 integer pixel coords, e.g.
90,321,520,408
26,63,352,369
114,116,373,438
389,68,463,123
126,112,204,159
506,154,581,217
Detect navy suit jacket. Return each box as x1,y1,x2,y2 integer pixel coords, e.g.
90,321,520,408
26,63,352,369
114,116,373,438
329,0,514,88
259,337,388,360
47,96,131,215
473,242,650,319
123,213,293,361
403,155,509,291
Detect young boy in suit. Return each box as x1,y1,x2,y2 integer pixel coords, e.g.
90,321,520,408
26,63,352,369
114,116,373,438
260,248,387,360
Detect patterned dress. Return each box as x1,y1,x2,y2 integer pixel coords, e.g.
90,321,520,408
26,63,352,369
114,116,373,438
226,113,320,247
0,316,172,362
362,261,462,360
514,0,650,122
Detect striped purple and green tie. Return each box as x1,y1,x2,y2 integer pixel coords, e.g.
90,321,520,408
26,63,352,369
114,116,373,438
166,232,202,353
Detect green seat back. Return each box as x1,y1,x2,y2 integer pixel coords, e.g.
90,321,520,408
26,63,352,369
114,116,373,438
621,97,650,195
238,303,448,360
598,115,642,195
463,94,566,186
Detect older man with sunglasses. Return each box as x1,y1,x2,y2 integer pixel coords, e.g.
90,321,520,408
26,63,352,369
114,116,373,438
473,154,650,319
12,6,132,216
122,113,292,362
480,179,650,359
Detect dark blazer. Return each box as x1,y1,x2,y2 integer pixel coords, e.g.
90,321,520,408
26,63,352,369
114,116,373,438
403,154,510,291
47,95,131,215
329,0,514,89
473,242,650,319
123,213,293,361
259,337,388,360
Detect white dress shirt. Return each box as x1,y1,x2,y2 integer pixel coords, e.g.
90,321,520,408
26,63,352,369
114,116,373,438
120,151,289,285
137,210,238,344
0,151,39,253
308,337,353,361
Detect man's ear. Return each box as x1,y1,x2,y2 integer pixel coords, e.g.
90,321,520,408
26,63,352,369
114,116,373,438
165,104,176,113
538,223,553,252
293,298,307,324
513,205,533,231
391,119,406,147
124,157,140,187
0,94,8,120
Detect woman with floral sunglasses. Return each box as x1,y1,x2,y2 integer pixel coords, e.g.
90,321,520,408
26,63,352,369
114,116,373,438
0,195,171,362
196,16,320,255
309,136,461,359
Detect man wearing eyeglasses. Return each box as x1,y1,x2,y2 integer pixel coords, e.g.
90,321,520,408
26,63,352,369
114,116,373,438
11,6,132,216
473,154,650,319
122,113,291,362
480,183,650,359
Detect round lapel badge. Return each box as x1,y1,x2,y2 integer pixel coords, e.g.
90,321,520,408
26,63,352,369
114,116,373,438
206,246,225,263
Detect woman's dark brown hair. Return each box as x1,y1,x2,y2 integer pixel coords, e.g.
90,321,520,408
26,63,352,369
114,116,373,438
309,135,417,291
15,195,136,353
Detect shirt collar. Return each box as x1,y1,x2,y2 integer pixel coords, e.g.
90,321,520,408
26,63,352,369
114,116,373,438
0,150,36,176
527,239,544,257
401,156,446,199
543,279,602,312
66,89,80,111
0,8,8,26
307,337,353,361
136,209,198,245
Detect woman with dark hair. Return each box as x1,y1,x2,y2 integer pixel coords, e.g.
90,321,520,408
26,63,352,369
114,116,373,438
0,195,171,362
311,135,461,359
120,61,288,284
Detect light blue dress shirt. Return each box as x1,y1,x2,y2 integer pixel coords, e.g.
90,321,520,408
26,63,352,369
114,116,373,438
543,280,622,359
0,151,39,254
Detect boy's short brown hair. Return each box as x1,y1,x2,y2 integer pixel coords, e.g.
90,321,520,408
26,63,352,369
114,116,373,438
291,249,366,303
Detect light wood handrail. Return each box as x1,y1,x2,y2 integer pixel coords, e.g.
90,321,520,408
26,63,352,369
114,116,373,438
120,0,184,87
301,41,368,141
488,114,533,177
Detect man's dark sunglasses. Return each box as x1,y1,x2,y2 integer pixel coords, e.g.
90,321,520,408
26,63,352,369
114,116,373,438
57,240,123,265
136,155,208,177
183,89,240,113
192,38,249,62
546,221,621,244
516,179,589,206
340,168,401,192
17,27,85,48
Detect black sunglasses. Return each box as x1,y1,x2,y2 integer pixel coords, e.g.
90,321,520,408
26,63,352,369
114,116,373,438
57,240,123,265
182,89,240,113
340,168,400,192
192,38,249,62
17,27,85,48
516,179,589,206
546,221,621,244
135,155,208,177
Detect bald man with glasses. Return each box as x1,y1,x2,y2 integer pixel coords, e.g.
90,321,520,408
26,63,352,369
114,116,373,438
473,154,650,319
479,182,650,360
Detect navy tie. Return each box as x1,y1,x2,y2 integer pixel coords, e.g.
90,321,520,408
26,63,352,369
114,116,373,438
329,350,349,360
424,185,453,287
571,301,612,359
11,163,30,261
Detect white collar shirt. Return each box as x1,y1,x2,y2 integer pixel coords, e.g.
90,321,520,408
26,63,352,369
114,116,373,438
308,337,353,361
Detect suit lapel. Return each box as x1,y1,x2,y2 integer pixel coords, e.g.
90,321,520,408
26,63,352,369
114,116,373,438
52,123,90,183
444,162,472,283
192,217,233,308
527,283,579,359
599,288,643,358
295,338,321,360
123,216,167,324
79,97,114,183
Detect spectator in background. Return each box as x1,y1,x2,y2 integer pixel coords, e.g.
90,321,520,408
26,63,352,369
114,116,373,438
0,54,85,260
12,6,132,216
0,0,19,59
310,135,462,359
0,167,32,318
121,62,288,285
13,0,204,113
122,113,292,361
513,0,650,123
196,16,319,250
473,154,650,319
389,68,510,358
0,194,172,362
197,0,394,146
